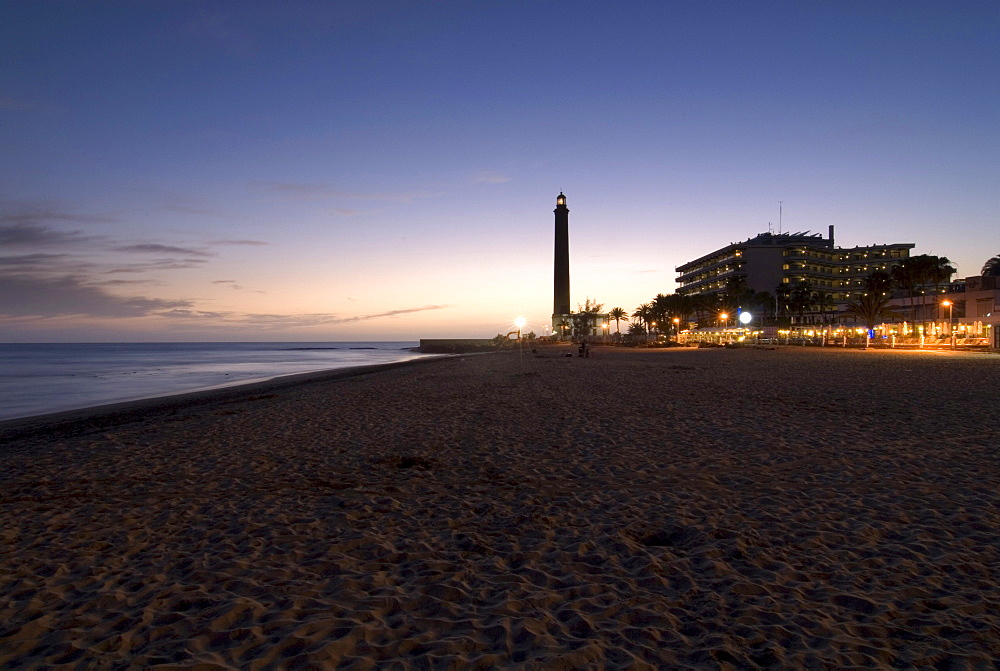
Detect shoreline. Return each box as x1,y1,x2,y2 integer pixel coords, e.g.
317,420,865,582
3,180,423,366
2,345,998,667
0,340,429,427
0,354,450,442
3,343,994,439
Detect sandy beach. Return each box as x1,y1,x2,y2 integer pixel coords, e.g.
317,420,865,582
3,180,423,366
1,345,998,668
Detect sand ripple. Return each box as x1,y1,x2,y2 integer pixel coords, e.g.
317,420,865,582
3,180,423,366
2,346,999,667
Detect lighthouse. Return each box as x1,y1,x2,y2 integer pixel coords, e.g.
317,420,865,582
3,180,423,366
552,192,571,336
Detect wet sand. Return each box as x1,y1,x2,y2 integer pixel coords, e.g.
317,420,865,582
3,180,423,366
2,345,998,668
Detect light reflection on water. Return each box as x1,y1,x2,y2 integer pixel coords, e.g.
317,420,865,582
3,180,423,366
0,342,428,421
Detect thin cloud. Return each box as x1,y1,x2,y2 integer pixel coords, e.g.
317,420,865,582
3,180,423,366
113,244,215,258
260,182,432,203
0,252,103,276
156,305,451,330
345,305,450,322
263,182,328,195
159,308,228,320
474,171,511,184
97,279,158,286
209,239,270,246
157,203,221,216
0,222,99,247
0,275,192,318
0,253,70,267
106,259,210,273
0,209,116,226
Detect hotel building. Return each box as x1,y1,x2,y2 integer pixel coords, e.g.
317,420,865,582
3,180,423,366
675,226,914,303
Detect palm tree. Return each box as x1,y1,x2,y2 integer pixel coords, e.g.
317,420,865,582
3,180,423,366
891,255,956,324
690,294,715,328
747,290,774,326
652,293,672,328
722,276,752,316
643,293,695,338
890,258,922,322
774,283,791,323
608,307,628,334
982,255,1000,277
668,293,694,333
632,303,653,333
788,281,815,325
844,293,902,348
865,269,893,294
813,291,835,325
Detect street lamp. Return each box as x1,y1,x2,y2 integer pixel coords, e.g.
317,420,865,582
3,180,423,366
673,317,680,339
941,300,954,349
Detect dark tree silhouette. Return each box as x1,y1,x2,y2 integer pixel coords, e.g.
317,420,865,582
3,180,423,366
891,255,955,323
774,283,791,322
788,281,815,324
844,293,902,347
571,297,605,337
632,303,653,334
607,307,628,334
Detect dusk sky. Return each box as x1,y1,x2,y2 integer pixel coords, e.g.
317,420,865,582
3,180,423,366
2,1,998,342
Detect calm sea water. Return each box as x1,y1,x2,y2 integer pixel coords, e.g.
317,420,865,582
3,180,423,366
0,342,432,421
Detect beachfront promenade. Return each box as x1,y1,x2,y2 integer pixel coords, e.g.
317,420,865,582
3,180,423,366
1,346,998,667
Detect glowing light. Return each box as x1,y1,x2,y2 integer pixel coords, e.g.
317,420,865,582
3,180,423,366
514,317,526,329
739,312,752,325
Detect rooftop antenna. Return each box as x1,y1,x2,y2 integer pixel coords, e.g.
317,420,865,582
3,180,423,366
778,201,784,234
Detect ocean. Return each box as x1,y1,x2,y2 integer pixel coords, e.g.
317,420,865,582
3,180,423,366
0,342,433,421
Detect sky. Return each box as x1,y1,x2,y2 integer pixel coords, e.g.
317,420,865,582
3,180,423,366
2,0,998,342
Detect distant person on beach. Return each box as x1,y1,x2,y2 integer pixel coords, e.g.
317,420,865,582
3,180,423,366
579,340,590,358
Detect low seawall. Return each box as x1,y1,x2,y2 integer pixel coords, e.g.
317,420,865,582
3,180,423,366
419,339,497,354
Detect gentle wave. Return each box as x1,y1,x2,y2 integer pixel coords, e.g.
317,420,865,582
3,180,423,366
0,342,429,421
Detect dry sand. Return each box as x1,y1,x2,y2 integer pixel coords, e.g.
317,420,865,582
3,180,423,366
1,345,998,669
